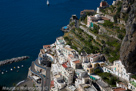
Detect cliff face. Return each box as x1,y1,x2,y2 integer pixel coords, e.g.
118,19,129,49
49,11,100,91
120,0,136,73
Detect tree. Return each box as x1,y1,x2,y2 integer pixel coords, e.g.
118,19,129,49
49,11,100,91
118,34,124,40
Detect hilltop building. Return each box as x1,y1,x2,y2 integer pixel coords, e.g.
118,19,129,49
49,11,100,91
97,0,109,14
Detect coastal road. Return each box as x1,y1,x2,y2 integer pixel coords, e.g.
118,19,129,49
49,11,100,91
35,59,51,91
31,62,45,91
34,59,47,91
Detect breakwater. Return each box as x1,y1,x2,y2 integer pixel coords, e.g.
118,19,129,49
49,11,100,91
0,56,29,66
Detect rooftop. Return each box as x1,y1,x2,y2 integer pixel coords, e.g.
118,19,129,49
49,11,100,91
62,62,70,68
68,54,74,58
43,45,50,49
50,80,54,88
64,46,74,52
96,80,108,87
79,84,96,91
101,17,110,21
73,60,80,64
87,53,101,58
112,87,125,91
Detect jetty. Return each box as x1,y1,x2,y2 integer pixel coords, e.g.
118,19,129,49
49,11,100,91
0,56,29,66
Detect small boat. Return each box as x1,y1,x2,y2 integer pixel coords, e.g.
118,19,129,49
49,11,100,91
10,68,13,71
6,70,8,72
47,0,49,6
14,67,16,69
17,66,20,69
21,65,24,67
1,72,4,74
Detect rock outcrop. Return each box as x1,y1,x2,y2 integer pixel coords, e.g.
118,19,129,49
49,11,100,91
120,0,136,73
0,56,29,66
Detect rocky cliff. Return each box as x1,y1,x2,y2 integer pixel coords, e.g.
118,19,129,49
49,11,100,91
120,0,136,73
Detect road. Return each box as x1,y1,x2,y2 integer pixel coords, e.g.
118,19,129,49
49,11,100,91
35,59,51,91
31,61,45,91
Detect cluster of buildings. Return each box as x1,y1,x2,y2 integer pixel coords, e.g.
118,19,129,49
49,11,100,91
26,0,136,91
103,60,136,91
50,36,107,91
27,35,136,91
49,36,136,91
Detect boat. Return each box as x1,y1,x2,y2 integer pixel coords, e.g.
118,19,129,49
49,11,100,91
6,70,8,72
47,0,49,6
17,66,20,69
1,72,4,74
21,65,23,67
14,67,16,69
10,68,13,71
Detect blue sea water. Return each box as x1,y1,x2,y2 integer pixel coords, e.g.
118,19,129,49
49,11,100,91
0,0,113,86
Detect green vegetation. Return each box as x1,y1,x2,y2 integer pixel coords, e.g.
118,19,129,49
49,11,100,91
89,24,100,34
103,20,114,28
64,28,101,54
69,22,75,27
118,34,124,40
131,75,136,79
94,69,119,87
130,81,136,87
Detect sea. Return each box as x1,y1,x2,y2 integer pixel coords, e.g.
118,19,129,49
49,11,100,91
0,0,113,87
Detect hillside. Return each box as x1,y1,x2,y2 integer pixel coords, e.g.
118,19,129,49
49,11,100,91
63,0,129,64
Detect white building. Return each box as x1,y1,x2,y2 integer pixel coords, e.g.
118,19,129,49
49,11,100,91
103,60,132,82
58,54,67,64
61,62,74,85
75,77,91,88
70,60,81,69
55,37,66,50
88,53,103,63
54,75,66,89
75,69,87,79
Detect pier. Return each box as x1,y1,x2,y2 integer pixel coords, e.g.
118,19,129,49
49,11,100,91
0,56,29,66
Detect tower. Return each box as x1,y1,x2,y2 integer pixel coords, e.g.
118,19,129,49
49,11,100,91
97,7,100,13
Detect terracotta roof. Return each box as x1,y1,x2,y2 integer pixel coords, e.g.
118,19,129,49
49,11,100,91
50,80,54,88
68,54,74,58
73,60,80,64
101,17,110,21
113,87,125,91
62,62,68,68
100,1,108,7
43,45,50,49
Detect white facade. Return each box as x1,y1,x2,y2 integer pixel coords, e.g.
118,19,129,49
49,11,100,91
103,60,132,82
75,69,87,78
54,76,66,89
58,54,66,64
97,7,100,14
61,63,74,85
